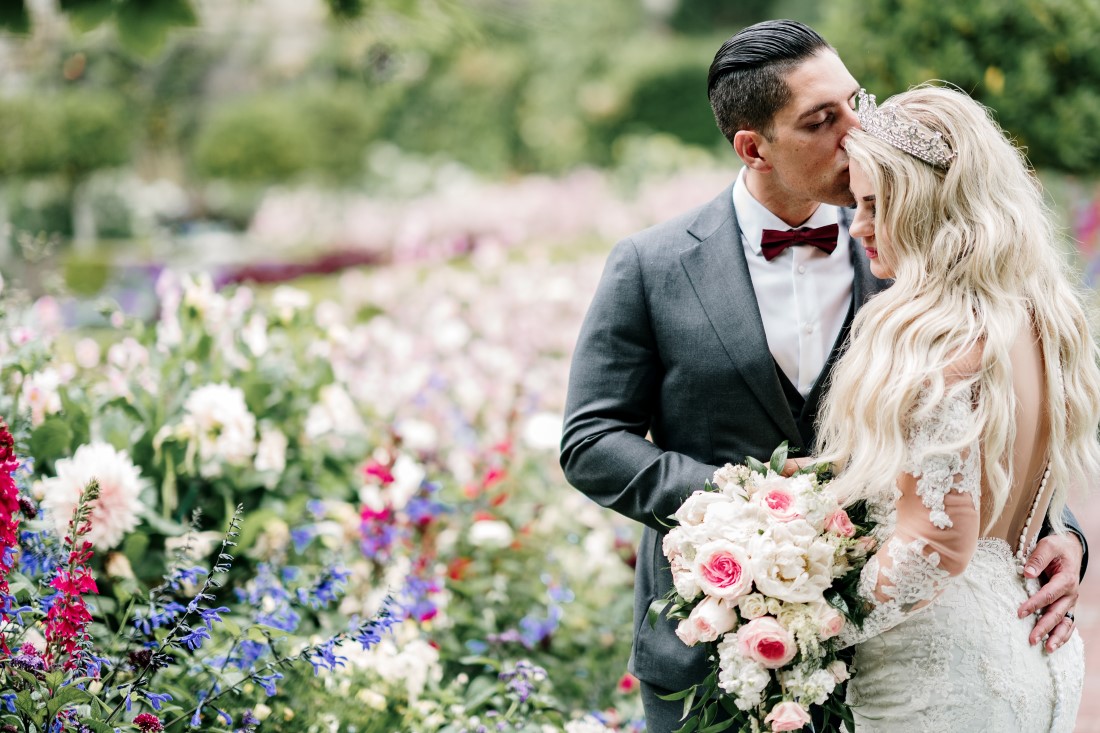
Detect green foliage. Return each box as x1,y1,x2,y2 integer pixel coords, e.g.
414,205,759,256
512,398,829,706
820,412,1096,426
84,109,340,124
383,46,528,175
0,91,132,179
192,97,315,183
822,0,1100,173
193,83,396,184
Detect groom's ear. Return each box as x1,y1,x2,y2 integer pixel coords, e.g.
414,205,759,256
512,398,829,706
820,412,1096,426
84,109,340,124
734,130,771,171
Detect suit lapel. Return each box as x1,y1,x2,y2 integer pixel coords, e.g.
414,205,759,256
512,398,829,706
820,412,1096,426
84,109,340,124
679,186,803,445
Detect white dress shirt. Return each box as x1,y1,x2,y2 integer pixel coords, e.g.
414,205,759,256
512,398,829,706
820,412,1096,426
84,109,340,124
732,168,854,397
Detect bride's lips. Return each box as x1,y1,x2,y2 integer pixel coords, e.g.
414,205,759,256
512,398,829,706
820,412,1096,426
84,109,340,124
865,247,878,259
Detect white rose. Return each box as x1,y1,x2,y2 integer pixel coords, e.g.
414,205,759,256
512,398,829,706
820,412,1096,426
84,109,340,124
737,593,769,620
675,490,730,527
670,555,701,601
675,596,738,647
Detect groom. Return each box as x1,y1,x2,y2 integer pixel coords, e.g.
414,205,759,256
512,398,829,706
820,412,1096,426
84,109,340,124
559,19,1088,731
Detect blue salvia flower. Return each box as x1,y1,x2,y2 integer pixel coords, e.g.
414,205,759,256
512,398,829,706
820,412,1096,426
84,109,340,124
290,525,315,553
143,691,173,710
134,600,187,635
256,672,282,696
1,693,16,713
192,604,231,629
306,638,347,675
179,625,211,651
168,566,209,592
306,500,326,519
18,528,58,577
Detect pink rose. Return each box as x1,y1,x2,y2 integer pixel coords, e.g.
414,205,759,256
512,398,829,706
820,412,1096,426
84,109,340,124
764,701,812,731
736,616,796,669
812,604,845,640
675,596,738,647
823,509,855,537
694,541,754,601
755,485,802,521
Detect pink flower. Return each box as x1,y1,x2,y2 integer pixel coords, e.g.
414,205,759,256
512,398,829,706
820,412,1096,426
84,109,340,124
618,673,640,693
754,483,802,521
737,616,796,669
675,596,738,646
764,701,812,731
824,509,855,537
812,603,845,640
694,541,754,601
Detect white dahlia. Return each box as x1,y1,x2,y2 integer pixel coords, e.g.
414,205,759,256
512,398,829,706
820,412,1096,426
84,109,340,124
183,383,257,476
40,442,146,550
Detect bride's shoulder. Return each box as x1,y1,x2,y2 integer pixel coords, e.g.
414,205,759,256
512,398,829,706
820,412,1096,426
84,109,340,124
944,340,984,384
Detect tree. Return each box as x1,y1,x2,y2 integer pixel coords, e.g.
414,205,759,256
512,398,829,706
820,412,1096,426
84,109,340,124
822,0,1100,174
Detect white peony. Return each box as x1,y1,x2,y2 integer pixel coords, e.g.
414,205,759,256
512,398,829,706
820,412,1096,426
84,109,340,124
40,442,147,550
703,499,771,546
748,520,836,603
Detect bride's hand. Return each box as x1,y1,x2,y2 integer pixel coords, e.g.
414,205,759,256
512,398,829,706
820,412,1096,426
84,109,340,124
780,458,813,477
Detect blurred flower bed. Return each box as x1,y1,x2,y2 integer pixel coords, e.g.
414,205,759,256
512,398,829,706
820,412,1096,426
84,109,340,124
0,225,648,730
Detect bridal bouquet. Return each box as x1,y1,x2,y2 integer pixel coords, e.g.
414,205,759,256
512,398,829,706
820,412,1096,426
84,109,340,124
657,444,874,732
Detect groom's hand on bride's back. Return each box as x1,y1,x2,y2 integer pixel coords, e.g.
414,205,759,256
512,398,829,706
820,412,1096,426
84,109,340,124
1018,533,1083,652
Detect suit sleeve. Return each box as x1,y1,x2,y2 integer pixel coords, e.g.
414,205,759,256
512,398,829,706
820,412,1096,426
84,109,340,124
1038,506,1089,580
560,238,716,531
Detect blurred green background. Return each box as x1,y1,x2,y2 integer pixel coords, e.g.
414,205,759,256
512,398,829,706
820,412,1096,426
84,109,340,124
2,0,1099,286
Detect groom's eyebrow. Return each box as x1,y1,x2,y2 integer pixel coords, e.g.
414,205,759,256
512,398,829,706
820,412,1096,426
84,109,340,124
797,85,862,120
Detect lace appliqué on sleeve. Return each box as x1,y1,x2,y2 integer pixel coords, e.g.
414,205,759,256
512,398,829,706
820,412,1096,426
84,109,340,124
838,387,980,649
903,388,982,529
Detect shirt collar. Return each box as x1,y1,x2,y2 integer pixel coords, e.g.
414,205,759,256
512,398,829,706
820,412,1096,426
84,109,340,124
732,168,840,257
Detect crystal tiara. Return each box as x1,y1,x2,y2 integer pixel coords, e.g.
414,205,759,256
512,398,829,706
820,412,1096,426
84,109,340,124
855,89,955,169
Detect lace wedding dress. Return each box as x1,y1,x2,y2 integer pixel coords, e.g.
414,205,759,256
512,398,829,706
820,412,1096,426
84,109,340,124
838,333,1085,732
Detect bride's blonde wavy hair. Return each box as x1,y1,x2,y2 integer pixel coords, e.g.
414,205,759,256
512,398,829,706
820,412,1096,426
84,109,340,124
816,85,1100,532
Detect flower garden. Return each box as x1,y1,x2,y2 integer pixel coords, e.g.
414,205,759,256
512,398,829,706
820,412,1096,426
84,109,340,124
0,165,764,732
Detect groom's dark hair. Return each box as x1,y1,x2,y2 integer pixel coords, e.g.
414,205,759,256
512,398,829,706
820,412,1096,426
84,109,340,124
708,19,833,143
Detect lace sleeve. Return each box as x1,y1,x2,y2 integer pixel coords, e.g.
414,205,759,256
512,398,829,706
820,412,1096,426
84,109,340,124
838,385,982,648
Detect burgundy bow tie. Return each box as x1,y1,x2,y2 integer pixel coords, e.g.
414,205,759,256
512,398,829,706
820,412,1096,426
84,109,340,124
760,224,839,261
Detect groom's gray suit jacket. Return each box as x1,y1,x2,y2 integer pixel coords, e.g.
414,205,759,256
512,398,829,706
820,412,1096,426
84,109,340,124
559,181,1088,691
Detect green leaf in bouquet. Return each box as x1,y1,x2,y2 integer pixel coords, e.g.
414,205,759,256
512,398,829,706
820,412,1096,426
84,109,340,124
768,441,790,474
745,455,768,474
647,598,669,629
698,719,735,733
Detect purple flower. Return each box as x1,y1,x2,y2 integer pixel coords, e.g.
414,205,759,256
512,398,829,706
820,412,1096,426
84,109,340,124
179,625,211,650
142,691,174,711
256,672,282,696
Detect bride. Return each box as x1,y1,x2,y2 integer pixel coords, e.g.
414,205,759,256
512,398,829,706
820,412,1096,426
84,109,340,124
811,85,1098,731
